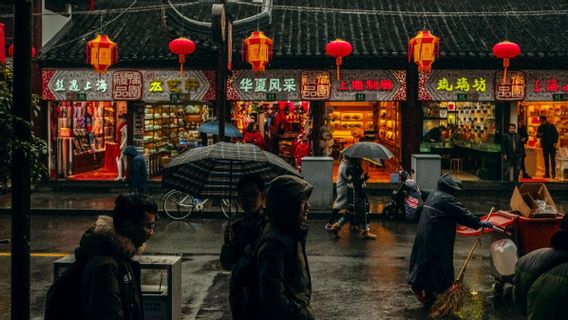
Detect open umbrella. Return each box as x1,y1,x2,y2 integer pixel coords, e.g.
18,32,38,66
197,120,242,138
342,142,394,162
162,142,300,198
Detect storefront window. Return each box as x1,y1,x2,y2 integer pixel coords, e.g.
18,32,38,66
519,102,568,180
420,101,501,181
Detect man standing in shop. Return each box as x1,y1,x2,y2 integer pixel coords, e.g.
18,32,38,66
537,116,559,178
518,123,532,179
502,124,523,183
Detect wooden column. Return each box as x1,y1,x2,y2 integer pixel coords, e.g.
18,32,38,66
311,101,324,156
401,64,421,171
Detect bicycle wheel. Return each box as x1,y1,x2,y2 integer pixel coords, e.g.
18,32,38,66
219,198,239,219
163,190,195,220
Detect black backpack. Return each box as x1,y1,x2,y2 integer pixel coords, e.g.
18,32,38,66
230,238,294,319
44,258,88,320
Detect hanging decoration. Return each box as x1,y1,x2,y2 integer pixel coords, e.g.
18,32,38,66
492,40,521,84
242,31,272,72
0,23,5,65
8,44,37,59
325,39,352,80
408,30,440,73
169,37,196,78
86,34,118,74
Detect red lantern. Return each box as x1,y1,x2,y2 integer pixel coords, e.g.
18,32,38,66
408,30,440,73
326,39,352,80
493,40,521,84
8,44,37,59
242,31,272,72
86,34,118,74
0,23,5,65
169,37,196,78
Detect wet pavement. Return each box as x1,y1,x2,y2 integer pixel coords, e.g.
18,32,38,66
0,215,529,320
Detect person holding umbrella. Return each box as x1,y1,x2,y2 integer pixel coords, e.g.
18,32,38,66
408,174,492,304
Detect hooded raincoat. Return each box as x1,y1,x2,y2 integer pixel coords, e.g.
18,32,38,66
407,188,482,295
123,146,147,193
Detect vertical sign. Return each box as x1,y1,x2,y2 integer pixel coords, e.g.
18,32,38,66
495,71,525,101
300,71,331,100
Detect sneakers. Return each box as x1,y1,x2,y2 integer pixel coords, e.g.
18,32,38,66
360,228,377,240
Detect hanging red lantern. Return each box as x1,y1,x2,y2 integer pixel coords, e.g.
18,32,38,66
242,31,272,72
169,37,196,78
326,39,352,80
408,30,440,73
493,40,521,84
8,44,37,59
0,23,5,65
86,34,118,74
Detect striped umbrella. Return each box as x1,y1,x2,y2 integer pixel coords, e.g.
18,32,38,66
162,142,300,198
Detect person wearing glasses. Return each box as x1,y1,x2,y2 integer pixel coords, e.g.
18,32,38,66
75,194,158,320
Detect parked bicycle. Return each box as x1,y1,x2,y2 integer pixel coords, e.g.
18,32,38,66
162,190,238,220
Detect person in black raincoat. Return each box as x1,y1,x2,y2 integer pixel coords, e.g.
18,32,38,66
123,146,148,194
408,174,492,304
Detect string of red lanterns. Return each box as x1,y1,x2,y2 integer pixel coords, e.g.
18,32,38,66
0,23,5,65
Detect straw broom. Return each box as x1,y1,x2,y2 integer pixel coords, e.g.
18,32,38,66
430,207,495,318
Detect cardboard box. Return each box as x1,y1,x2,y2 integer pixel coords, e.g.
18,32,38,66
510,183,558,218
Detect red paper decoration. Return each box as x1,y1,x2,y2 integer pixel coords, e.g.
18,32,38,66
326,39,352,80
169,37,196,78
0,23,5,64
8,44,37,59
408,30,440,73
242,31,273,72
86,34,118,73
493,40,521,84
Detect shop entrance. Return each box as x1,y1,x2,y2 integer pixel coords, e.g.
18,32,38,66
325,101,401,183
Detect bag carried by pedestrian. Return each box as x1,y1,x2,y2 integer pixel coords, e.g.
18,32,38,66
230,238,294,319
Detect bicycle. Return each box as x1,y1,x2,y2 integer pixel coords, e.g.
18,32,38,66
162,190,238,220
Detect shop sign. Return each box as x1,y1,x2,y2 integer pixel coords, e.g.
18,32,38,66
553,94,568,101
419,70,495,101
142,70,215,102
330,70,406,101
524,71,568,101
495,71,525,101
301,71,331,100
227,70,302,101
112,70,143,100
42,69,113,101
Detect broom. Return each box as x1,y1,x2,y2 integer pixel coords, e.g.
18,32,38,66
430,207,495,318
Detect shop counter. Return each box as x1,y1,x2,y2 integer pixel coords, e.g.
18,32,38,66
454,142,502,180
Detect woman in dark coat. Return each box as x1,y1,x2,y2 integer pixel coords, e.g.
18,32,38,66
408,174,491,303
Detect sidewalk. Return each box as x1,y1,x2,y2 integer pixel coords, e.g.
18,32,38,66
2,184,565,218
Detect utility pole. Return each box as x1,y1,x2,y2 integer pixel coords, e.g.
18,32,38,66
11,0,33,319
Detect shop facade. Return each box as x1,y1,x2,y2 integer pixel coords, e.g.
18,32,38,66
42,68,215,181
227,69,406,182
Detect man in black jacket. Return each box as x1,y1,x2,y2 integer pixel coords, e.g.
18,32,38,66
518,124,532,179
408,174,492,304
502,124,523,183
76,194,157,320
537,116,559,178
258,175,314,320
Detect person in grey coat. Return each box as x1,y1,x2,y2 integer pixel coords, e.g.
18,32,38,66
325,155,350,230
408,174,492,304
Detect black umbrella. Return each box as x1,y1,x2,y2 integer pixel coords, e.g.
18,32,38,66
342,142,394,162
162,142,300,198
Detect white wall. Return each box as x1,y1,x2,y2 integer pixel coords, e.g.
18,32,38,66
42,0,71,47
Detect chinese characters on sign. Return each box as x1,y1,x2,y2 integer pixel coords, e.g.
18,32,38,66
238,77,297,93
525,71,568,101
142,70,212,101
329,70,405,101
112,71,143,100
44,69,113,101
495,71,525,101
421,70,495,101
301,71,331,100
227,70,302,101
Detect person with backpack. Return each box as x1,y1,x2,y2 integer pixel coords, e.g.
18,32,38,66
45,193,158,320
123,146,148,194
257,175,315,319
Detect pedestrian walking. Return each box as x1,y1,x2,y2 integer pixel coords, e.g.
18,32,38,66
408,174,491,304
502,124,523,183
257,175,315,319
537,116,559,178
72,194,157,320
518,124,532,179
123,146,148,194
115,113,128,181
329,157,377,240
513,215,568,318
325,155,350,230
220,175,268,319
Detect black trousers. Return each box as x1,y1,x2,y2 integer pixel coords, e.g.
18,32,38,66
543,148,557,176
504,155,521,182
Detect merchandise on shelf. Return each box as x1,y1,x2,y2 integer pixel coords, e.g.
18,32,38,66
524,102,568,148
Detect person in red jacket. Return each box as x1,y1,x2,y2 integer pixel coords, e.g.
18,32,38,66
243,122,268,150
293,134,310,172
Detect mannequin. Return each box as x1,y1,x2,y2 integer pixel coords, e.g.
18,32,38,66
115,113,128,181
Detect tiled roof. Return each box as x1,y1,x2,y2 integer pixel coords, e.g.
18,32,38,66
39,0,568,68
